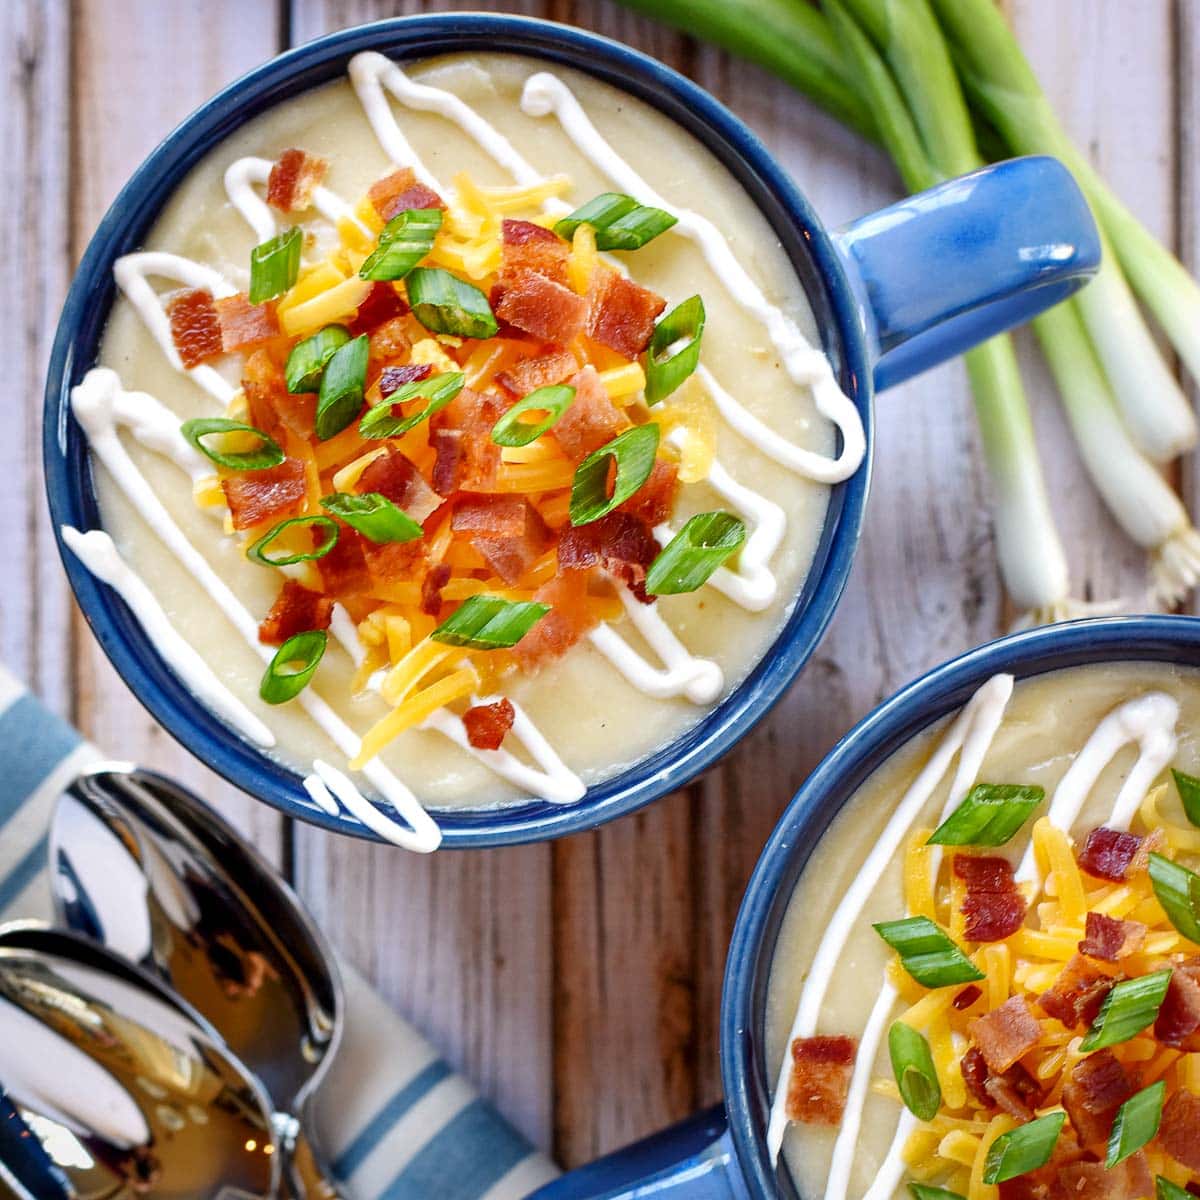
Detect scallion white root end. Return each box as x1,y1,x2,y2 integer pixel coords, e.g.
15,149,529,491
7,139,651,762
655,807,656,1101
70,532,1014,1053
1152,526,1200,609
1010,595,1127,633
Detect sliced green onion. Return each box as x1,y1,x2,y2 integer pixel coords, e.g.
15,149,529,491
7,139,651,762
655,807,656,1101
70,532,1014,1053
360,208,443,281
249,226,302,304
872,916,984,989
1148,853,1200,944
431,594,550,651
926,783,1045,847
180,418,284,471
569,424,661,527
982,1112,1065,1185
1173,768,1200,828
909,1187,964,1200
553,192,678,251
1080,969,1173,1051
286,324,351,394
1157,1177,1192,1200
646,512,746,596
405,267,498,339
315,334,368,441
246,515,339,567
260,630,326,705
645,295,705,406
1106,1081,1165,1168
320,492,423,544
888,1021,940,1121
490,385,576,448
359,371,466,440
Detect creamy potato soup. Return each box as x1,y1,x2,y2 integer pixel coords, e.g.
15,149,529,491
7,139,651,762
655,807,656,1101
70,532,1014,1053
66,51,865,850
766,662,1200,1200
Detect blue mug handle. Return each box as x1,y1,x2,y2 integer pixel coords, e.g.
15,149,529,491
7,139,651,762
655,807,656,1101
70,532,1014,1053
834,155,1101,391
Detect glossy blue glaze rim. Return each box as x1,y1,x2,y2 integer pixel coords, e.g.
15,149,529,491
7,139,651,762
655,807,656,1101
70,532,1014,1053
721,614,1200,1198
43,13,873,848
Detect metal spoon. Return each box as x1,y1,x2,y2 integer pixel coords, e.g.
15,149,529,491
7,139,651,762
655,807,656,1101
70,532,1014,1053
49,764,345,1200
0,928,279,1198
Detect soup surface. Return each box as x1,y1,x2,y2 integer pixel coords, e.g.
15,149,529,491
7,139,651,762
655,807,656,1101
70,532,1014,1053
767,662,1200,1200
68,50,864,844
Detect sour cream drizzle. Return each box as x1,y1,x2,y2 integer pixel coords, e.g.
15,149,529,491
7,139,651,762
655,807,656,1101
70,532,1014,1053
223,156,369,244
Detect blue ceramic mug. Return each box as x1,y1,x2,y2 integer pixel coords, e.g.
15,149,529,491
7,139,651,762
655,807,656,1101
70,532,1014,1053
43,15,1100,847
533,614,1200,1198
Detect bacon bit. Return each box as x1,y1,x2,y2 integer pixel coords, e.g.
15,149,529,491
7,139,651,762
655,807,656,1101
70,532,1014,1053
553,366,630,462
954,854,1027,942
367,317,412,376
1062,1049,1135,1146
222,458,307,531
1058,1154,1152,1200
1159,1090,1200,1170
784,1036,857,1125
970,996,1041,1074
360,537,424,586
1078,827,1142,882
514,571,598,670
317,527,373,598
453,493,533,538
215,292,280,353
1079,912,1148,962
1038,954,1114,1030
431,428,465,496
495,347,578,396
954,984,984,1011
1154,961,1200,1048
495,268,588,343
358,448,442,524
1129,827,1168,876
421,562,452,616
501,219,570,286
960,1046,1043,1119
558,512,659,599
266,148,329,213
586,267,667,358
349,281,408,337
473,502,552,586
617,458,679,526
258,580,334,645
432,388,507,490
166,287,222,368
368,168,446,221
243,348,315,441
380,363,434,397
463,699,516,751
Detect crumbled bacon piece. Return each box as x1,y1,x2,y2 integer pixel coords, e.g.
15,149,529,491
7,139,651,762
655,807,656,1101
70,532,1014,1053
970,996,1040,1074
317,527,373,598
421,562,452,616
1129,827,1167,876
243,348,314,441
349,281,408,337
495,268,588,343
960,1046,1043,1119
617,458,679,526
558,512,659,599
552,367,630,462
1058,1154,1152,1200
1154,961,1200,1048
495,348,578,397
358,448,442,524
266,148,329,213
472,501,551,586
367,317,412,375
954,984,983,1011
954,854,1027,942
1078,828,1142,882
431,388,507,490
1062,1049,1134,1146
514,571,598,670
221,459,307,531
360,537,424,587
258,580,334,645
1038,954,1114,1029
1079,912,1147,962
166,287,222,368
380,363,433,397
431,428,465,496
784,1036,857,1125
1159,1090,1200,1170
368,168,445,221
586,267,666,358
500,219,570,285
452,493,533,538
215,293,280,353
463,699,516,751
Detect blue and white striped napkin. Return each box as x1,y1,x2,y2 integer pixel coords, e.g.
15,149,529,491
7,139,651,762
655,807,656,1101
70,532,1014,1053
0,664,558,1200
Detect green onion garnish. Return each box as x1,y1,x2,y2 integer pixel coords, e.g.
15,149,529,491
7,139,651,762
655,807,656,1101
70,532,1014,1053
1173,768,1200,828
320,492,423,544
926,783,1045,846
286,324,351,394
315,334,369,441
645,511,746,596
180,418,284,471
359,371,466,440
490,385,576,448
1106,1081,1165,1168
431,594,550,651
260,630,326,705
1080,969,1173,1051
249,226,302,304
982,1111,1065,1185
909,1187,965,1200
888,1021,941,1121
405,267,499,339
645,295,706,406
569,424,661,527
1157,1176,1193,1200
360,208,443,281
1148,853,1200,943
872,916,984,989
246,515,339,567
553,192,678,251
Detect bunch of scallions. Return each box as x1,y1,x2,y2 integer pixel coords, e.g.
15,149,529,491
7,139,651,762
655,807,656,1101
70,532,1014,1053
616,0,1200,625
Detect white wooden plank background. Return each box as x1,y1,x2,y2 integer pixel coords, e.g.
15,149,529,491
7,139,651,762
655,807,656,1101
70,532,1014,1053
3,0,1193,1169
